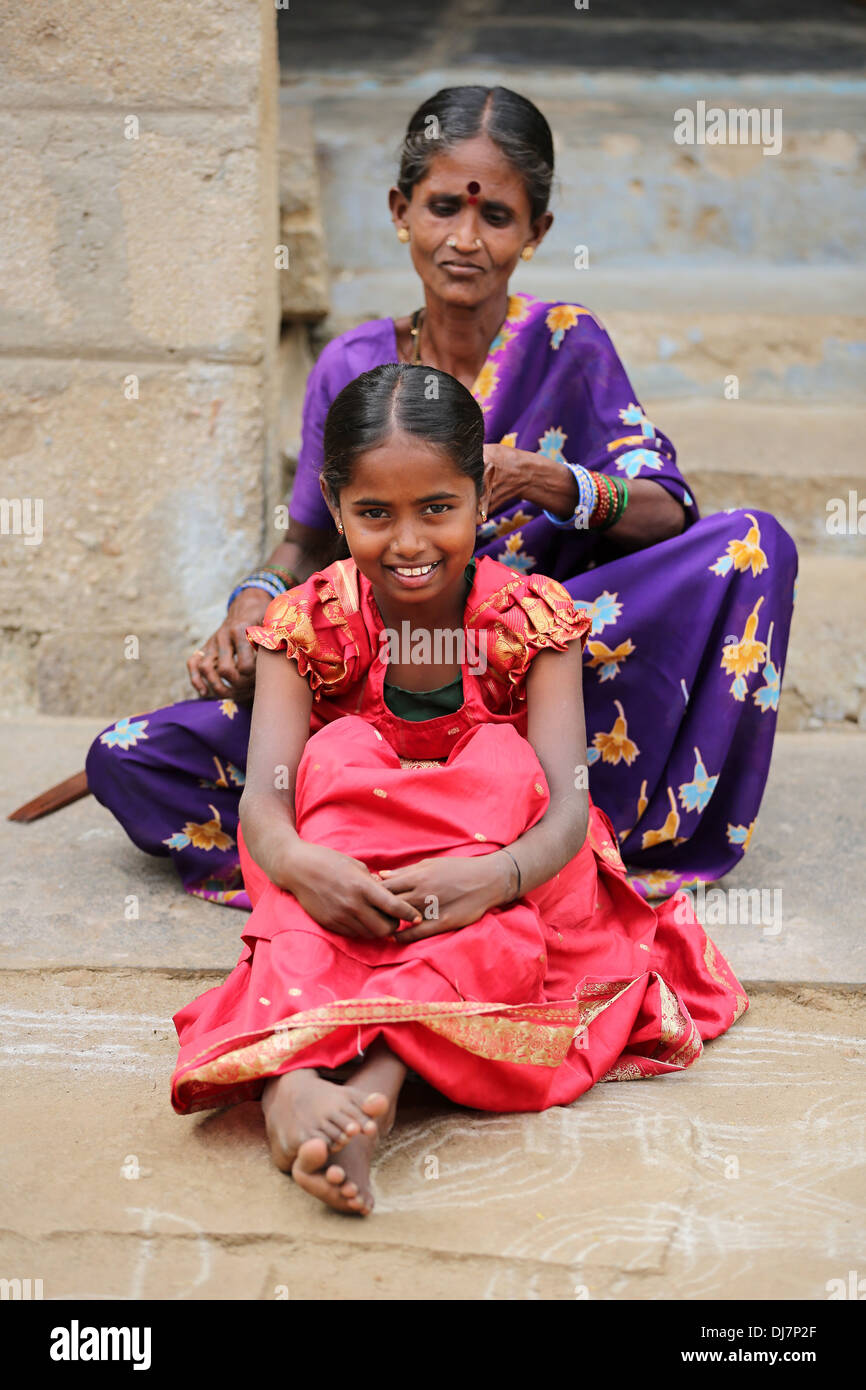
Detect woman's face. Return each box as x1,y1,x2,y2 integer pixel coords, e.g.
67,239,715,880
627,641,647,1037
390,134,552,309
321,432,485,610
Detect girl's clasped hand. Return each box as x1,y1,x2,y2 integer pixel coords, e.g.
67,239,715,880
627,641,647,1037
289,841,513,943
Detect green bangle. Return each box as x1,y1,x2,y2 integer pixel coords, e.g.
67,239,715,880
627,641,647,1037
610,477,624,526
261,565,300,587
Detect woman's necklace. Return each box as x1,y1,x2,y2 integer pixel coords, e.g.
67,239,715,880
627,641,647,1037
409,305,507,371
409,307,424,365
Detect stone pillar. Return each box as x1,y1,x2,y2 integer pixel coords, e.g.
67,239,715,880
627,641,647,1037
0,0,282,717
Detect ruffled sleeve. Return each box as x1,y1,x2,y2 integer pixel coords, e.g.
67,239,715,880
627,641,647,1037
469,568,591,689
244,567,366,696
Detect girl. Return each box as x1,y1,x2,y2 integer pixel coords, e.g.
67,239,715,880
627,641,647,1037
171,364,748,1217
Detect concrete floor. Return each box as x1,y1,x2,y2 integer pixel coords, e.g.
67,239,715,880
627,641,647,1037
1,716,864,1300
2,971,863,1301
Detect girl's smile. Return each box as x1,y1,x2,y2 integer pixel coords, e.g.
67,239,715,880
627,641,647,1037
385,560,443,588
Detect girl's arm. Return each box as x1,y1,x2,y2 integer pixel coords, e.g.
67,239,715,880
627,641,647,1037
238,647,313,888
239,649,422,937
499,638,589,896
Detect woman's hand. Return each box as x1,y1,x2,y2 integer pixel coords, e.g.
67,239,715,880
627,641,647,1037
187,590,270,700
377,853,515,943
483,443,579,520
482,443,532,515
286,842,424,940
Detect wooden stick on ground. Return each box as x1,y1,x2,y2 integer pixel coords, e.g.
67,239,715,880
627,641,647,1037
7,770,91,822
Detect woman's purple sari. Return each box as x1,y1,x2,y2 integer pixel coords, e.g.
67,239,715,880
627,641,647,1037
87,294,797,909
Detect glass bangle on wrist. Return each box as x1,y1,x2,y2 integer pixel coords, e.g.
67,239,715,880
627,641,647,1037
227,571,288,610
543,461,597,529
594,472,631,525
500,847,522,900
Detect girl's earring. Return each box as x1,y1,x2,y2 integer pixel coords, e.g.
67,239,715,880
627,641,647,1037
397,227,410,243
520,245,534,261
336,520,344,535
480,510,487,523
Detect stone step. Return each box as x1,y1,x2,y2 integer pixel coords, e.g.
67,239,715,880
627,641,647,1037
779,551,866,731
279,4,866,79
648,400,866,556
321,266,866,402
1,720,863,983
284,69,865,270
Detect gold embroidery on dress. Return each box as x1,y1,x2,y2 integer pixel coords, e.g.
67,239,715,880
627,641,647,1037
703,931,749,1024
600,1060,646,1082
175,972,708,1105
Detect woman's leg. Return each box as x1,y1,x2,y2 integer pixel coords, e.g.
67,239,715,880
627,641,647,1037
85,696,252,908
563,508,798,898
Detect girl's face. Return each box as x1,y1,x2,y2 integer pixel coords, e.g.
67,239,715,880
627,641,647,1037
321,432,486,610
389,133,552,309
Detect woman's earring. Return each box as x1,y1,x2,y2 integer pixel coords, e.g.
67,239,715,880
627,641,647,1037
397,227,410,243
337,521,344,535
480,511,487,523
520,245,535,261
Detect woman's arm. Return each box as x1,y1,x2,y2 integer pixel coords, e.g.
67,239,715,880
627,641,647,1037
239,649,422,938
483,444,686,551
188,517,334,699
263,516,336,585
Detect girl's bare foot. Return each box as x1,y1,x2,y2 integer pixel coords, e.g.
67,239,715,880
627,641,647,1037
290,1039,406,1216
292,1097,397,1216
261,1068,389,1173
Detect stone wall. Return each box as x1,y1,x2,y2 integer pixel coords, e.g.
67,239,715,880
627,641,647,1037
0,0,284,718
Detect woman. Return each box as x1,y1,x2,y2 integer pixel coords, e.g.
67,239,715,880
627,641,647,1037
85,85,797,909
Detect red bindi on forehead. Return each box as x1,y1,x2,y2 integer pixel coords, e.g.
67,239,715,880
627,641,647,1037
466,179,481,203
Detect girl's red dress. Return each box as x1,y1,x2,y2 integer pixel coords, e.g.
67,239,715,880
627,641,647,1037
171,556,748,1115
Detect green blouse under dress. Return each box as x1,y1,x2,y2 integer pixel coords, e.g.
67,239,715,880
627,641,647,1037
381,560,476,723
